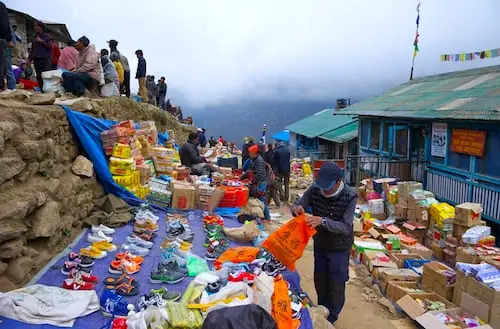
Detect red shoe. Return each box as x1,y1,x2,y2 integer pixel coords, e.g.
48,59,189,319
228,271,256,284
69,269,99,283
62,278,94,290
112,318,128,329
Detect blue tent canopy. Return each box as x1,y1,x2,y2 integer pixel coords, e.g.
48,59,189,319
271,129,290,142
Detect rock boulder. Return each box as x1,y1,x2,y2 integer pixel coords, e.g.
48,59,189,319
72,155,94,177
0,238,25,259
27,201,61,239
0,220,28,243
6,256,34,283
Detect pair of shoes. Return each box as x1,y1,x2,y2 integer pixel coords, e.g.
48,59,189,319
92,241,117,252
91,224,115,235
133,231,155,242
104,272,140,288
203,215,224,229
205,240,228,261
109,258,141,275
100,288,134,317
63,270,97,290
120,235,153,256
68,268,99,283
61,260,93,275
262,255,286,277
228,269,256,284
158,257,188,275
88,230,114,243
136,208,159,222
115,251,144,265
149,261,186,284
149,287,181,302
134,218,159,232
80,246,108,259
161,237,192,250
127,235,153,249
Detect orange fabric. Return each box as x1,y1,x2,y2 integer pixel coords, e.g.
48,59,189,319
214,246,260,270
248,144,259,155
262,214,316,271
271,275,292,329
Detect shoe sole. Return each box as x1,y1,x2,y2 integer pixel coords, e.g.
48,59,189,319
78,262,95,268
101,309,127,318
149,276,185,284
92,227,115,235
205,256,217,261
61,268,72,275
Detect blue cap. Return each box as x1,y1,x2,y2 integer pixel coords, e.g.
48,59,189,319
314,162,342,190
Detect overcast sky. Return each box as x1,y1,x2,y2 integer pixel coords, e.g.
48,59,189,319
6,0,500,106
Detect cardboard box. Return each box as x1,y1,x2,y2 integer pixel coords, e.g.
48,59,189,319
403,243,433,260
368,227,381,240
481,255,500,269
453,223,468,241
368,199,385,215
397,181,423,200
465,277,500,328
415,308,493,329
452,270,471,307
171,184,196,210
416,204,430,225
403,222,427,243
407,209,416,221
386,281,424,302
455,203,483,227
456,247,480,264
396,204,408,219
378,268,421,294
422,262,455,301
353,220,363,235
206,187,225,212
390,253,426,268
397,293,456,320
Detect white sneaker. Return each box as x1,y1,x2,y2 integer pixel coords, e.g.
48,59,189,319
88,230,113,243
91,224,115,235
136,210,159,223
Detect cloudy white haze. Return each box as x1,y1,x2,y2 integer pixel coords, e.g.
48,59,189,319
6,0,500,107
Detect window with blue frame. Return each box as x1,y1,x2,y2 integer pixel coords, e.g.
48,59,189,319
448,150,470,171
476,130,500,178
360,121,369,147
383,123,390,152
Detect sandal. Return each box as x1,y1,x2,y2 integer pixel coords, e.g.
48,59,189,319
104,273,140,288
107,282,139,296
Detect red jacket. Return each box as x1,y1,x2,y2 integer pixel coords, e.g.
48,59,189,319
52,43,61,65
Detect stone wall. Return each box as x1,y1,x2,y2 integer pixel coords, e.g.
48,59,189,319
0,96,194,291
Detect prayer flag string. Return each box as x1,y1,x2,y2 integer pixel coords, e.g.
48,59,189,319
440,48,500,62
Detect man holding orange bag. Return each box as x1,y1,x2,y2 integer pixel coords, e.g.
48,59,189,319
291,162,357,324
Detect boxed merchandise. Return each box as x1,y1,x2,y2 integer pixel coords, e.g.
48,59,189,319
386,281,427,302
171,184,196,209
151,147,177,159
351,238,386,263
398,181,423,201
456,247,481,264
396,292,456,320
415,307,493,329
408,190,435,211
396,204,408,219
455,203,483,227
403,222,427,243
462,226,491,245
416,204,430,224
368,199,385,215
367,253,398,276
422,262,456,301
390,252,426,268
432,242,445,260
403,243,433,260
407,209,416,221
113,174,133,186
112,143,132,159
465,277,500,327
378,268,421,294
430,203,455,228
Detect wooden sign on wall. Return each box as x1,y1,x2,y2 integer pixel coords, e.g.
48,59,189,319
450,129,486,157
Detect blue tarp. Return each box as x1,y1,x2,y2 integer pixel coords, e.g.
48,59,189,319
272,129,290,142
62,106,169,209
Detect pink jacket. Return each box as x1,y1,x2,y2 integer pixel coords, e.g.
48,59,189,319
76,44,102,81
57,46,78,71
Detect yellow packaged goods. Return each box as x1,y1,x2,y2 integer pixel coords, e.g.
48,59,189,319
151,147,176,159
113,174,133,186
430,203,455,228
109,157,136,170
302,163,312,175
112,143,132,159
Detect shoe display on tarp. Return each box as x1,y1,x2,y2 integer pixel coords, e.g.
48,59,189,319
100,288,132,317
88,230,114,243
69,269,99,283
68,252,95,267
149,267,185,284
91,224,116,235
120,243,149,256
126,235,154,249
92,241,118,252
149,287,182,302
62,277,94,290
80,246,108,259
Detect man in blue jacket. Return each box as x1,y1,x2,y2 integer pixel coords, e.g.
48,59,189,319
291,162,357,324
135,49,147,101
273,142,291,203
0,1,11,91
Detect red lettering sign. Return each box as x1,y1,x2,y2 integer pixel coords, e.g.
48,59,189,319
450,129,486,157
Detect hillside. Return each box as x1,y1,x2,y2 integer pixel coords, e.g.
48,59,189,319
188,100,340,143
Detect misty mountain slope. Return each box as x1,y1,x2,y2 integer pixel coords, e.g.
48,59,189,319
189,100,337,143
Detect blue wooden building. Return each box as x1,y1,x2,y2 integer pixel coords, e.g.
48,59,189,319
338,65,500,226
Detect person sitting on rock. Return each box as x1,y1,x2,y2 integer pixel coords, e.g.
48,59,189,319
62,36,102,96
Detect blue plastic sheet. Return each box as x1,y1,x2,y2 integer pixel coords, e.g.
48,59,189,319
63,106,156,209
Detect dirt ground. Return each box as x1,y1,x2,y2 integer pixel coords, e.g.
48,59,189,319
268,197,413,329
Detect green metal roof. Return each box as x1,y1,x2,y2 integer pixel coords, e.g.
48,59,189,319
337,65,500,120
320,121,358,142
286,109,356,138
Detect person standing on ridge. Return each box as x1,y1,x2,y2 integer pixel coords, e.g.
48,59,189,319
110,52,124,86
0,2,13,91
291,162,357,324
135,49,147,102
158,76,167,109
274,141,291,203
29,21,52,92
108,39,130,97
264,143,280,208
145,74,156,104
197,128,207,148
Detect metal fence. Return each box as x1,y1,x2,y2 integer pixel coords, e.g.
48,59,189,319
345,155,429,186
295,150,333,161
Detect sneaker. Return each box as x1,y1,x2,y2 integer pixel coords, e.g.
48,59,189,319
121,243,149,256
92,224,115,235
228,270,256,284
100,288,131,318
138,293,165,310
62,278,94,290
135,219,159,232
134,231,154,242
88,230,113,243
262,262,280,277
80,246,107,259
149,267,185,284
69,269,99,283
158,257,188,275
68,252,95,267
61,261,80,275
126,235,153,249
92,241,118,252
115,251,144,265
149,287,182,302
136,209,159,222
206,280,223,294
111,318,128,329
109,259,141,275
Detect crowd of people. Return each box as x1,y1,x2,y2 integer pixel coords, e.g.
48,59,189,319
0,1,190,124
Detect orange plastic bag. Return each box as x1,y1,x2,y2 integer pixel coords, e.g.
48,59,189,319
262,213,316,271
271,275,292,329
214,246,260,270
